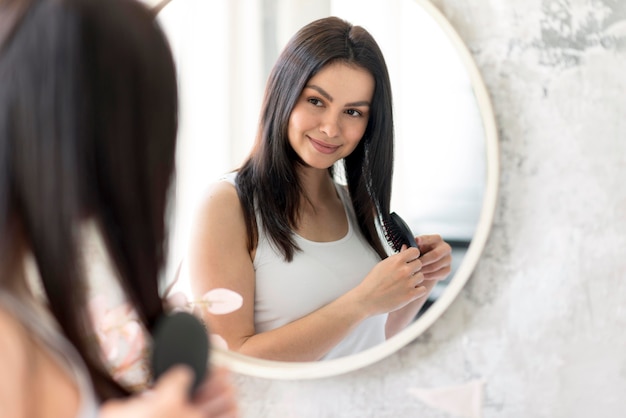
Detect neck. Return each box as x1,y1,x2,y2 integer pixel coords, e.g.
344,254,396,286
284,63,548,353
296,167,337,207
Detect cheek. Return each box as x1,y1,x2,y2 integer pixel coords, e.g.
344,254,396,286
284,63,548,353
344,121,368,144
342,132,364,155
288,107,311,135
286,114,299,146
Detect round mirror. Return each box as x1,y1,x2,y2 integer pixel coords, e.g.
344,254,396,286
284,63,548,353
158,0,498,379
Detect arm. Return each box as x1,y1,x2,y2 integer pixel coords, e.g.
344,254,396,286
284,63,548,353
385,235,452,338
188,182,426,362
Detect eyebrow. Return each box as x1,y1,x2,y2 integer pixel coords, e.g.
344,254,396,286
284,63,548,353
306,84,371,108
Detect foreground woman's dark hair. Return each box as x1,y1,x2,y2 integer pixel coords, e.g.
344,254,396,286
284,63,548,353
0,0,178,400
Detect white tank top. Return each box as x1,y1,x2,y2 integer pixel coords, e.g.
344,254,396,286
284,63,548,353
224,173,388,360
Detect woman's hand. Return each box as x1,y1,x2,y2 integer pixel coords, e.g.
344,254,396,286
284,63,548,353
383,235,451,338
416,234,452,282
353,246,427,317
192,367,238,418
99,366,238,418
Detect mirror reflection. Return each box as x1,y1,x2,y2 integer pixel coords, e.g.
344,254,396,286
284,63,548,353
159,0,487,364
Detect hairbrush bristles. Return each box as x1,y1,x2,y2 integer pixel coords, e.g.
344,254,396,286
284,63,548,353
382,212,417,253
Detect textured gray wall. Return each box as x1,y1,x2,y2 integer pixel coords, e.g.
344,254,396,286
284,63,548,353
232,1,626,416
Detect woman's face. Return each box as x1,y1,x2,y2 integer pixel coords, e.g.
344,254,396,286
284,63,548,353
287,61,375,170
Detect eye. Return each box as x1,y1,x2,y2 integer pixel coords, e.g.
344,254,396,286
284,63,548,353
307,97,323,107
345,109,363,117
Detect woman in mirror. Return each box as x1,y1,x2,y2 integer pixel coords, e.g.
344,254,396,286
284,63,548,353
189,16,452,362
0,0,237,416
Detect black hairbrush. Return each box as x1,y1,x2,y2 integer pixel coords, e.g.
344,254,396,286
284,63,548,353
151,311,210,397
382,211,418,253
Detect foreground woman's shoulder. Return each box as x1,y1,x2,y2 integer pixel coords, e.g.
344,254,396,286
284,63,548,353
0,304,27,346
0,305,32,411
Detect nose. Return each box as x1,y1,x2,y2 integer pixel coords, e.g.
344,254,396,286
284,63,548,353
319,113,340,138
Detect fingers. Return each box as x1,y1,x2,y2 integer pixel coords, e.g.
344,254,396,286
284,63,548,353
415,234,442,252
193,367,239,417
411,271,425,288
398,245,424,285
416,235,451,266
421,255,452,282
102,366,233,418
194,367,230,398
412,235,452,282
153,365,194,402
199,390,239,418
399,245,420,262
412,283,429,299
421,252,451,274
140,366,207,418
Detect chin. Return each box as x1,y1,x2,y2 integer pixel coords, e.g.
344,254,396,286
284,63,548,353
299,158,336,171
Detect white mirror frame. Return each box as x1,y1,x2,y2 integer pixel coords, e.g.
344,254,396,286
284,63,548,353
208,0,500,380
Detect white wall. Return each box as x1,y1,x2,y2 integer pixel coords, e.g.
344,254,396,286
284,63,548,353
231,1,626,416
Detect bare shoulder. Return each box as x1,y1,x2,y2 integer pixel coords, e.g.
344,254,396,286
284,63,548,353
0,306,30,415
190,179,249,252
188,179,255,303
0,305,29,356
192,179,247,236
195,180,243,219
0,304,80,417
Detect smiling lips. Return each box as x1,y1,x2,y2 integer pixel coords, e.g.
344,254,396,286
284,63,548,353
308,136,340,154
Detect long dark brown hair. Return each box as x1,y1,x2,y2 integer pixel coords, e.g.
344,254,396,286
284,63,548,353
0,0,178,400
236,16,395,262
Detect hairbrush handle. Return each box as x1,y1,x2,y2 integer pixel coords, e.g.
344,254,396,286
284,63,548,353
150,311,210,397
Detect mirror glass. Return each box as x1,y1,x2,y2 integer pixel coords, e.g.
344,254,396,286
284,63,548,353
158,0,498,378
